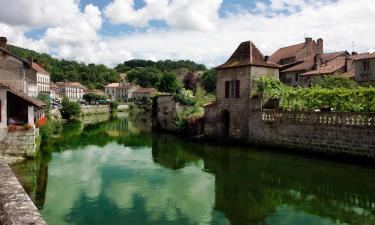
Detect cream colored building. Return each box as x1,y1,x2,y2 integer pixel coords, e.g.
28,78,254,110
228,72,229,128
56,82,85,101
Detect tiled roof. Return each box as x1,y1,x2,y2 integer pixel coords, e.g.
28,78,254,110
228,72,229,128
0,82,46,108
269,43,305,63
134,87,157,93
56,82,85,88
281,57,314,73
321,51,349,62
32,62,49,75
217,41,280,69
350,52,375,61
105,83,120,88
118,83,137,89
302,57,347,76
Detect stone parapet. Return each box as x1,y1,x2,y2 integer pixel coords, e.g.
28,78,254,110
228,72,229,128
0,158,46,225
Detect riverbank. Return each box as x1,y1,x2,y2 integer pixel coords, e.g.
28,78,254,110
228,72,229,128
0,157,46,225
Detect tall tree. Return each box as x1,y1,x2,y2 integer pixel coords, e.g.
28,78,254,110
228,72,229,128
157,72,181,93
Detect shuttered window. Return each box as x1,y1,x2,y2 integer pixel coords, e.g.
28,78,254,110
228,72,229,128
224,80,240,99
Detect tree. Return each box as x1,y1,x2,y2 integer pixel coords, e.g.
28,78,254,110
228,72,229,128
109,101,119,112
61,97,81,119
157,72,181,93
201,69,217,93
83,93,107,102
127,67,162,88
183,72,198,91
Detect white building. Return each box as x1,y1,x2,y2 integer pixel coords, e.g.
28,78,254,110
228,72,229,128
31,62,50,95
104,83,120,100
56,82,85,101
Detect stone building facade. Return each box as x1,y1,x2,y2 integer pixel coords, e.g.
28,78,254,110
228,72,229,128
351,52,375,83
204,41,279,140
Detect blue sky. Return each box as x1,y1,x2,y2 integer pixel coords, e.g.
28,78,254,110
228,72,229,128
0,0,374,67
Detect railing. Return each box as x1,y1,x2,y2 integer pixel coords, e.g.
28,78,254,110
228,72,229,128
261,110,375,127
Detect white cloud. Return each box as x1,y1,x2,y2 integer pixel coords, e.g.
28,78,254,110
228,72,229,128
0,0,79,27
104,0,222,31
1,0,375,68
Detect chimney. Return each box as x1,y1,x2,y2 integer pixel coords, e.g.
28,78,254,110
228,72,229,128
305,37,313,57
317,38,323,55
314,54,322,69
264,55,269,62
352,52,358,55
0,37,7,49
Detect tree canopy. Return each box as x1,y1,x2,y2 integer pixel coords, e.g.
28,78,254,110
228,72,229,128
157,72,181,93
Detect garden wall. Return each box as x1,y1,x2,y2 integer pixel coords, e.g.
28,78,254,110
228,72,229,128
248,110,375,158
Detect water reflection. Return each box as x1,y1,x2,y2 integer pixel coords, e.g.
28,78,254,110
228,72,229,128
11,114,375,225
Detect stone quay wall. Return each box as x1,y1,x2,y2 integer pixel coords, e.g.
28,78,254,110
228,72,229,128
0,128,39,159
0,158,47,225
248,110,375,158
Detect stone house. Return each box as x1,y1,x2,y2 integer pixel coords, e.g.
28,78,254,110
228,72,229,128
351,52,375,83
0,37,38,97
270,37,350,86
105,81,138,101
105,83,120,100
133,87,157,103
204,41,279,140
56,82,85,101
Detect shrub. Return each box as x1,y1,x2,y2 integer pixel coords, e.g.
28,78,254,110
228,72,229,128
39,116,62,143
109,100,119,112
61,97,81,119
173,106,203,132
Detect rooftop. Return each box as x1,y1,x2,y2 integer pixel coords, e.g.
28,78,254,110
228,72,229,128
217,41,280,69
270,42,305,64
302,57,347,76
31,62,49,75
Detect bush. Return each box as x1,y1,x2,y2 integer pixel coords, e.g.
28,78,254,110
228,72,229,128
201,69,217,93
39,116,62,143
61,97,81,119
255,77,375,112
83,93,108,102
173,106,203,132
109,101,119,112
157,72,181,93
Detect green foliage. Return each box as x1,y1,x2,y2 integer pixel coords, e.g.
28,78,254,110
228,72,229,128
109,101,119,112
173,107,203,132
83,93,107,102
37,94,51,113
157,72,181,93
8,45,120,89
127,67,162,88
201,69,217,93
312,75,359,89
61,97,81,119
40,116,62,144
116,59,206,72
173,89,197,106
194,87,215,107
255,77,375,112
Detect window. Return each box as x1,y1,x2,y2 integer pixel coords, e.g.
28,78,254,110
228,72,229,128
225,80,240,98
295,74,299,82
363,61,370,73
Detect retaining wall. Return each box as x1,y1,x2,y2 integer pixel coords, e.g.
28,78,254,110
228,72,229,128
0,158,47,225
0,128,39,158
249,110,375,158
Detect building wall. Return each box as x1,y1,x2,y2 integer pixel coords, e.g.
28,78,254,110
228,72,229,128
354,58,375,82
152,95,181,132
105,87,117,100
283,71,301,87
248,110,375,158
37,72,50,94
0,55,27,92
59,85,84,101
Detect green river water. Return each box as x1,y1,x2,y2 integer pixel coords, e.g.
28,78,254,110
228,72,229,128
10,113,375,225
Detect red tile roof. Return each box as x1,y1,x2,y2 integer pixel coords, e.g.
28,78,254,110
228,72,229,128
105,83,120,88
269,43,305,64
56,82,85,88
32,62,49,75
217,41,279,69
350,52,375,61
281,57,314,73
321,51,349,62
302,57,347,76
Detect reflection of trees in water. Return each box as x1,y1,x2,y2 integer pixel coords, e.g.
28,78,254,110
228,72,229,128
152,137,375,225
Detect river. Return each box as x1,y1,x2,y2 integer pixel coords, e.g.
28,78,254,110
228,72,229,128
10,113,375,225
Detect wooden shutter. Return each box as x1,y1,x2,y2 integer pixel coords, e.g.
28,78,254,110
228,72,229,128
225,81,229,98
235,80,240,98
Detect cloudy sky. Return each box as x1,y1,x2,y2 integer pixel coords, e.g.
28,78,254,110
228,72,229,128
0,0,374,67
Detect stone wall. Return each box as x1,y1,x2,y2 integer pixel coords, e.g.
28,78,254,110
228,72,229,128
0,158,47,225
152,95,181,132
248,110,375,158
81,105,110,116
0,128,39,158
